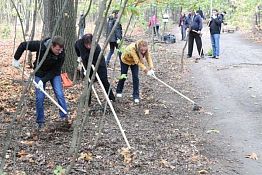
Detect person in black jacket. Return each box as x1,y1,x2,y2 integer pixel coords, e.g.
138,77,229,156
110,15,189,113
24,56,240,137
208,9,223,59
79,12,85,38
75,33,115,103
12,36,69,129
187,10,204,58
105,10,122,66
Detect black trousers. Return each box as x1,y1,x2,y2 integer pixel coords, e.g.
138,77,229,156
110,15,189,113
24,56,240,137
187,31,204,57
87,65,115,105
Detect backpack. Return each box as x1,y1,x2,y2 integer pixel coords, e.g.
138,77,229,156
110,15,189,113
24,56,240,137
162,34,176,43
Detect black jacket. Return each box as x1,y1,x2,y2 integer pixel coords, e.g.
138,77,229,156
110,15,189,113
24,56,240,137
74,39,106,68
106,16,122,43
14,38,65,83
209,15,222,34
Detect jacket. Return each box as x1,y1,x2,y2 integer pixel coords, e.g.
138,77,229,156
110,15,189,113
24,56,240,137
121,40,153,71
184,15,192,29
191,14,203,31
106,16,122,43
14,38,65,83
208,15,223,34
74,39,106,68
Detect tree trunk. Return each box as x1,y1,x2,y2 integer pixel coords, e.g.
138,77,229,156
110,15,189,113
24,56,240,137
44,0,77,78
25,0,32,35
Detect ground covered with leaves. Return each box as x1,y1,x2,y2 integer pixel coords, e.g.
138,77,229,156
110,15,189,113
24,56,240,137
0,36,221,174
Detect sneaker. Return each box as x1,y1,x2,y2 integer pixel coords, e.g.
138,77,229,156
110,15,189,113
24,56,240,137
134,99,139,103
116,93,122,98
187,55,192,58
215,56,219,59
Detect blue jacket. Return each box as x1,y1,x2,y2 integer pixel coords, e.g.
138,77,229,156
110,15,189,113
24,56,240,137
191,14,203,31
184,15,192,29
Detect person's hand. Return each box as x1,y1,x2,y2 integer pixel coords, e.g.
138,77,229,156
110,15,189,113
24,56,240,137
77,57,82,63
77,63,82,70
147,69,155,77
117,39,121,44
12,59,20,68
36,80,44,90
212,15,217,19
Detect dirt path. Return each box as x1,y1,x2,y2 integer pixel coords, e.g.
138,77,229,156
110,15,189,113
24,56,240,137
191,31,262,174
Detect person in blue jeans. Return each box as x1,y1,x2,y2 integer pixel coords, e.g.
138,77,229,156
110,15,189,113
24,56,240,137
208,9,223,59
116,40,155,103
12,36,69,129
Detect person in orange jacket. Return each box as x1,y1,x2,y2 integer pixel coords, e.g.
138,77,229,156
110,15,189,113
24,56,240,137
116,40,154,103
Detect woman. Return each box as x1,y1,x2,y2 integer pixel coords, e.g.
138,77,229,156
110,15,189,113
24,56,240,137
116,40,154,103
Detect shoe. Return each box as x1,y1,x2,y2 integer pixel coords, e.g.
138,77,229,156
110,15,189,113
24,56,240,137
211,56,216,58
60,117,71,129
134,99,139,103
116,93,122,98
201,54,205,58
215,56,219,59
187,55,192,58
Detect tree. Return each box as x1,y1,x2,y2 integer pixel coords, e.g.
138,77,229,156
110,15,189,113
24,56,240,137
43,0,77,77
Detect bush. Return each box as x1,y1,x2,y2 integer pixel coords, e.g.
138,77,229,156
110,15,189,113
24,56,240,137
1,25,11,39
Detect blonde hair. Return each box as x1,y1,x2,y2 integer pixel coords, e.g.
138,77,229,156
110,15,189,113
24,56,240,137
137,40,148,49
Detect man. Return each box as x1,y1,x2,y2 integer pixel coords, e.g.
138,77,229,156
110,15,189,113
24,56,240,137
187,10,204,58
75,34,115,103
79,12,86,38
116,40,154,103
208,9,223,59
179,13,186,41
105,10,122,66
12,36,69,129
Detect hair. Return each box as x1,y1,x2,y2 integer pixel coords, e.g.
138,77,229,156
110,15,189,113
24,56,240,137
52,36,64,48
137,40,148,48
82,33,93,44
212,9,218,12
112,10,119,14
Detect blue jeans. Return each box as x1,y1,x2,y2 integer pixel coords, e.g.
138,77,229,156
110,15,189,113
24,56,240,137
35,76,68,124
181,25,186,40
105,42,121,65
211,34,220,57
79,28,85,38
116,60,139,99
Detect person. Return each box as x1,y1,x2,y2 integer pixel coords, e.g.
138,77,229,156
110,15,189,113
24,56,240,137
105,10,122,66
148,14,160,37
187,10,204,58
79,12,86,38
74,33,115,103
162,13,169,32
12,36,69,129
184,11,193,34
116,40,154,103
179,13,186,41
208,9,223,59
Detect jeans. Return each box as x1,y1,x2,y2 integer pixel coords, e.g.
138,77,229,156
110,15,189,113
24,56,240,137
105,42,122,65
79,28,85,38
210,34,220,57
35,75,68,124
181,25,186,40
188,31,204,57
116,60,139,99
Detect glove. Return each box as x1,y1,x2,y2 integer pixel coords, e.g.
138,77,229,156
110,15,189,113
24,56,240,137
147,69,155,77
77,63,82,70
12,59,20,68
77,57,82,63
117,39,121,44
36,80,44,90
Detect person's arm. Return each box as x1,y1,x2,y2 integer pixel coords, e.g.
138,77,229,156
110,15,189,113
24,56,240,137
214,15,223,25
145,52,154,69
14,40,41,60
74,41,81,57
198,16,203,31
41,52,65,83
115,23,123,40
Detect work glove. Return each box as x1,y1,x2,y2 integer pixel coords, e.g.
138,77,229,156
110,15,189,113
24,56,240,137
77,63,82,70
147,69,155,77
77,57,82,63
212,15,217,19
117,39,121,44
12,59,20,68
36,80,44,90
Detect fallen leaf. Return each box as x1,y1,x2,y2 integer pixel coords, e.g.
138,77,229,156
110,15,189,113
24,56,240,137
160,159,175,169
144,109,150,115
17,150,28,158
245,152,258,160
198,169,209,174
20,140,34,146
79,152,93,161
119,147,133,164
206,129,220,134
